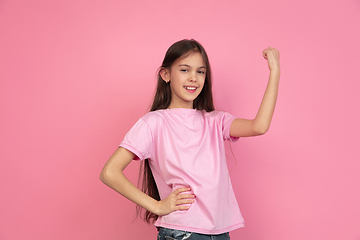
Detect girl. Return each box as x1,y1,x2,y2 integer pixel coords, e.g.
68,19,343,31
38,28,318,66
100,39,280,239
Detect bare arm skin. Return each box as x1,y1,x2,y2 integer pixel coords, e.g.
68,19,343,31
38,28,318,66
230,47,280,137
100,147,195,216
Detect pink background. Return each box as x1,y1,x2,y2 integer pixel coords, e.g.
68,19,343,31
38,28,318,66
1,0,360,239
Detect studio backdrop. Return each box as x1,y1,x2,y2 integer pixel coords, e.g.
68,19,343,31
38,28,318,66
1,0,359,239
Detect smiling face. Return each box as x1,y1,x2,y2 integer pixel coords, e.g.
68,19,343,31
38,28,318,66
160,51,206,109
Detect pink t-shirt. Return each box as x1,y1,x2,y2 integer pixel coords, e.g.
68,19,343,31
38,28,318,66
120,108,244,234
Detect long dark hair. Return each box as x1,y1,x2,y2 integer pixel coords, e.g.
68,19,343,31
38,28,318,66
137,39,215,224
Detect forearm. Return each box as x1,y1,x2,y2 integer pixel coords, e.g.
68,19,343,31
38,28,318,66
100,147,194,217
252,69,280,134
229,47,280,138
100,169,160,214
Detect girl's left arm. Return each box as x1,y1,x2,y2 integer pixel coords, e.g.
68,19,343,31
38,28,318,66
230,47,280,137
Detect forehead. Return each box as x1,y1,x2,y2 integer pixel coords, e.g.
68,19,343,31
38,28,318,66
174,52,205,67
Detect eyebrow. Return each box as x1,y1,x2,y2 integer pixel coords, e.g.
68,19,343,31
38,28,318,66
178,64,206,69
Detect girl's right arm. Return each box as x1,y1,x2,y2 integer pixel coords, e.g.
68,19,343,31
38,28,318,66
100,147,194,216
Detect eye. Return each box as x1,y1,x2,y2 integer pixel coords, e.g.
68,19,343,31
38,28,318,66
180,69,189,72
198,70,205,74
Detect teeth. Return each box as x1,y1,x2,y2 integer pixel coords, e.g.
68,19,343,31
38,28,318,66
185,87,196,90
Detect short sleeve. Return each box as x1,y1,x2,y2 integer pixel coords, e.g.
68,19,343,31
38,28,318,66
221,112,240,142
119,119,153,160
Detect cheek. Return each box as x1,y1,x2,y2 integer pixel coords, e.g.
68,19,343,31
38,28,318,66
200,77,206,88
198,82,205,93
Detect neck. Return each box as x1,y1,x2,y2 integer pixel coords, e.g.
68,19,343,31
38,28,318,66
167,102,194,109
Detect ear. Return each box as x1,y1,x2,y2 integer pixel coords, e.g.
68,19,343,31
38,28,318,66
159,68,170,83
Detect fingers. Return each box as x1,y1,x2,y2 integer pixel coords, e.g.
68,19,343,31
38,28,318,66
156,187,195,215
177,193,195,199
172,188,195,202
263,47,280,71
175,193,195,204
177,205,192,210
263,47,279,59
172,187,195,210
174,198,194,211
172,187,191,195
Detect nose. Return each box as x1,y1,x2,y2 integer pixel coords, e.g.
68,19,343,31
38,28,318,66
189,71,197,82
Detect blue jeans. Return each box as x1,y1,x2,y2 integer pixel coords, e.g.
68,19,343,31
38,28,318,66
157,227,230,240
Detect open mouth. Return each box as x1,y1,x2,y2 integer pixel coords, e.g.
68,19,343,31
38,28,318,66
184,86,197,91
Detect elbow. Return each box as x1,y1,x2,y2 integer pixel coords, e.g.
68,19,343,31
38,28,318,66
99,167,113,185
99,169,107,184
99,167,124,187
251,119,271,136
254,130,267,136
252,125,269,136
